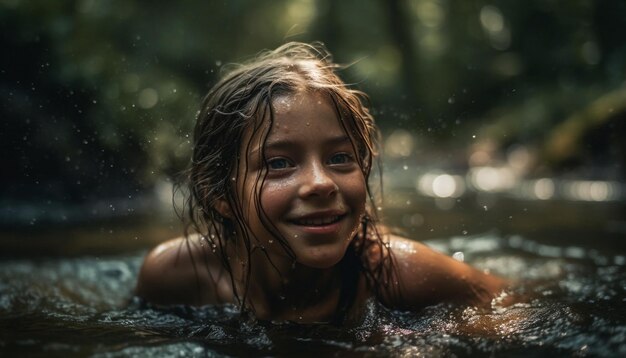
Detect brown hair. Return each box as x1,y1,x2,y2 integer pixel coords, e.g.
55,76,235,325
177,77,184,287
179,42,389,309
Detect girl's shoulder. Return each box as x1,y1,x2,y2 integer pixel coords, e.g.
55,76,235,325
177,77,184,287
365,233,508,310
135,234,235,306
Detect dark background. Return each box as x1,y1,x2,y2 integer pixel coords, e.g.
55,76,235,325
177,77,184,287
1,0,625,254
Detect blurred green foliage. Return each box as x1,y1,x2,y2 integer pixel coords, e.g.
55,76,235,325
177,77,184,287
1,0,625,204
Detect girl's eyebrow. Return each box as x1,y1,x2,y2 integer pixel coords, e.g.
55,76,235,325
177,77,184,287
249,135,351,157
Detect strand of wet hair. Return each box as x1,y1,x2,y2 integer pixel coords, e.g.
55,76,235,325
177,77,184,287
330,91,399,300
254,95,299,293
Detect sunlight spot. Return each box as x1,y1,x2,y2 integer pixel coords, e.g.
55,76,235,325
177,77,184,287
283,0,316,34
412,0,446,28
480,5,510,50
589,181,609,201
392,240,417,254
564,180,615,201
138,88,159,109
452,251,464,262
469,150,490,166
432,174,456,198
385,129,414,158
507,144,530,172
432,174,465,198
469,166,516,192
480,6,504,33
533,178,554,200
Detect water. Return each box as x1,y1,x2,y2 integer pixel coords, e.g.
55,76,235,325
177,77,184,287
1,232,625,357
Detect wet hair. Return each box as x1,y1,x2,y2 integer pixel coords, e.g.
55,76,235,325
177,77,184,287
180,42,392,310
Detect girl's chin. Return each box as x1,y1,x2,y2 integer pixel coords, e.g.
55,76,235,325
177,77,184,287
296,247,348,269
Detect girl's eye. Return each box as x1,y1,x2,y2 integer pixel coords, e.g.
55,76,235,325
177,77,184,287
266,158,291,170
328,153,353,165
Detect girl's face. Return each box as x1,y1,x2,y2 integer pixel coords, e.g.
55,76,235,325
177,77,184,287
237,91,367,269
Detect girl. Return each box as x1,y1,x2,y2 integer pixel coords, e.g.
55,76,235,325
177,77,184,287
136,42,507,324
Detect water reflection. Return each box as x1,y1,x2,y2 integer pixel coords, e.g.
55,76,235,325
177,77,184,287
417,173,465,198
384,130,624,206
532,178,555,200
563,180,617,202
400,166,623,204
468,166,516,193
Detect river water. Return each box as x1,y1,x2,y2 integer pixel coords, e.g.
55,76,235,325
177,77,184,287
1,185,625,357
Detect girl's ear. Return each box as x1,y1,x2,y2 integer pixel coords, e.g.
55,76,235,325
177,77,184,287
214,198,233,219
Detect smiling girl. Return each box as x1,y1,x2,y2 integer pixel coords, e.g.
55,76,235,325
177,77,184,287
135,42,507,323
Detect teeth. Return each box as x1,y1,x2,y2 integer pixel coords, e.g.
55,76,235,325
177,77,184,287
297,215,340,226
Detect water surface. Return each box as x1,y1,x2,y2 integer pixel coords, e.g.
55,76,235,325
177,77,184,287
1,231,624,357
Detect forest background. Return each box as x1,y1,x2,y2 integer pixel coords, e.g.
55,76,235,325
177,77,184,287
1,0,624,252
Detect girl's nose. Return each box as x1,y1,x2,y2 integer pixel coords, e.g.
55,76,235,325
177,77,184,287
298,161,338,198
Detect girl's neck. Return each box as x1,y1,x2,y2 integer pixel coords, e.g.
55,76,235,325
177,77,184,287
229,243,344,322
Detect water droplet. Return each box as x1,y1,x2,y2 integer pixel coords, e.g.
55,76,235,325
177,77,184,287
294,234,298,239
483,205,488,211
403,165,408,170
452,251,465,262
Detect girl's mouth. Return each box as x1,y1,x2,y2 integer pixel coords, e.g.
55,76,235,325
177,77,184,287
293,215,343,226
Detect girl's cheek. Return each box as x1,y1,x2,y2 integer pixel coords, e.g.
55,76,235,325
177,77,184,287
259,181,292,209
